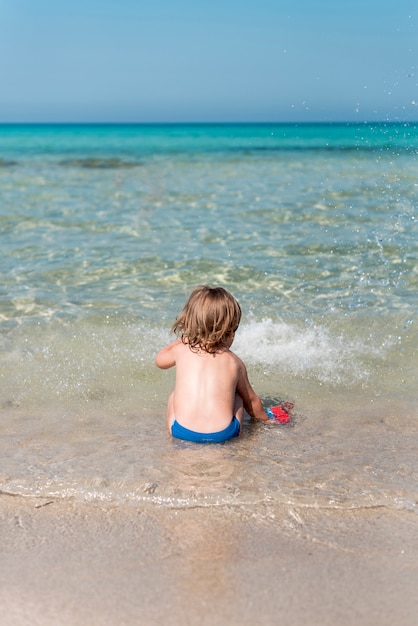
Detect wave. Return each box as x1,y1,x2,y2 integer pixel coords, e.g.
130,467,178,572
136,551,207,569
1,481,416,515
234,318,388,385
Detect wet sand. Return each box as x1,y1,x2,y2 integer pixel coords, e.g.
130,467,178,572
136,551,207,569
1,494,417,626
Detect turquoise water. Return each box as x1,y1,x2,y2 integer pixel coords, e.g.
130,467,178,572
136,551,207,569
1,123,417,512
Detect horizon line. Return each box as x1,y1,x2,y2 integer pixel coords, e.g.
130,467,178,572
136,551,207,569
1,120,417,126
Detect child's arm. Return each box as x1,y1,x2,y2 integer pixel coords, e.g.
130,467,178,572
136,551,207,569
155,339,181,370
235,358,269,422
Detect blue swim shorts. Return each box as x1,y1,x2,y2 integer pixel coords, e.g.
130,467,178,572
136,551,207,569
171,417,240,443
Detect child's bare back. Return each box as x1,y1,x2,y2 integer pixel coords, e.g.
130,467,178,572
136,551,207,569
156,338,245,433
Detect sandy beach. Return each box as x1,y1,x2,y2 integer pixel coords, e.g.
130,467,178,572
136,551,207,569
1,494,417,626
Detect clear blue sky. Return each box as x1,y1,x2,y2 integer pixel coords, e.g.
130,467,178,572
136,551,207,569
0,0,416,122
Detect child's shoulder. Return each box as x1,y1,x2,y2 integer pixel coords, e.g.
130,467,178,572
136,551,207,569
155,338,183,369
224,350,250,380
220,348,246,373
229,350,246,368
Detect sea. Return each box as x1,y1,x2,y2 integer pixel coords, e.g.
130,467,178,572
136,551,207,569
0,122,417,514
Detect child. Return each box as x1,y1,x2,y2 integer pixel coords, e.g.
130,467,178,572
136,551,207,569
155,285,272,443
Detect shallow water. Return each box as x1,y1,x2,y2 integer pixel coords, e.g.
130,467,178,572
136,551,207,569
0,123,417,513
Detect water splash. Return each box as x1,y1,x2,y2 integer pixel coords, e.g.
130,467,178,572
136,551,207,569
234,318,388,385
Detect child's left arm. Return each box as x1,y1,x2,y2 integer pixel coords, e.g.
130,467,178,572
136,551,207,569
155,339,180,370
236,357,269,422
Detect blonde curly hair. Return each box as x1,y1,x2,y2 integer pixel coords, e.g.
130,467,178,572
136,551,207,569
172,285,241,353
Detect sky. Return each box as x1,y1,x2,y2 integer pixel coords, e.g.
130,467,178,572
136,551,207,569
0,0,417,123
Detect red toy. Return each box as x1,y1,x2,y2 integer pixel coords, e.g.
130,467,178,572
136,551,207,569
266,402,294,424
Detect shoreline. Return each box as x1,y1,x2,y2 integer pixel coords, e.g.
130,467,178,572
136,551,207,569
1,494,417,626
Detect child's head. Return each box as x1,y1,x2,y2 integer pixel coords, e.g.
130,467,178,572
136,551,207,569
172,285,241,353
